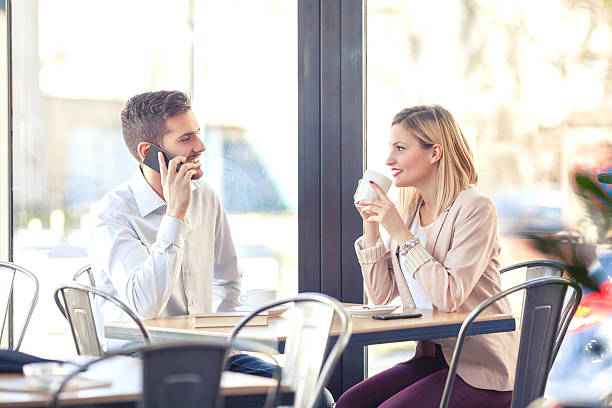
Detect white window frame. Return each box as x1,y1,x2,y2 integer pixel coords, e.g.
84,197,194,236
0,6,9,262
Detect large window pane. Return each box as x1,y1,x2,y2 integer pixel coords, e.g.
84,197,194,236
366,0,612,377
12,0,297,358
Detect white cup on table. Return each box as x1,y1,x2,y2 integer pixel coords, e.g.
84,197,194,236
243,289,277,311
356,169,392,201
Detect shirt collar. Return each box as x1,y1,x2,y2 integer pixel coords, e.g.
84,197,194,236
129,168,167,217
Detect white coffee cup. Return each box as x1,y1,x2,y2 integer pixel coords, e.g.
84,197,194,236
245,289,277,310
356,169,392,201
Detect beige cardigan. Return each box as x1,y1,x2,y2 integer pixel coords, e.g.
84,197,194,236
355,187,519,391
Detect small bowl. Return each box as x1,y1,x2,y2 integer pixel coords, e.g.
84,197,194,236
22,362,80,389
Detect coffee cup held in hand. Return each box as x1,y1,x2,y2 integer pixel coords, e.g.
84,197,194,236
356,169,392,201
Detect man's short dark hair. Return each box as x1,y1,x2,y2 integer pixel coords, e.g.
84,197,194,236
120,90,192,161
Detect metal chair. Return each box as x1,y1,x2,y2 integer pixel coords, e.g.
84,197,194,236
72,264,96,287
440,277,582,408
140,340,230,408
500,259,568,279
48,340,228,408
500,260,576,346
228,292,353,408
54,282,151,356
0,261,39,351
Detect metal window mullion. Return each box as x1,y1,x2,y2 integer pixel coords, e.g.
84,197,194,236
1,0,14,349
320,0,342,299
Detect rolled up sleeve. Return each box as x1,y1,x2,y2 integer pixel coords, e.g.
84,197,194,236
91,213,191,319
355,236,400,305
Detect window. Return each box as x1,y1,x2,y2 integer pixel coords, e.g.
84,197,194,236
365,0,612,377
10,0,297,358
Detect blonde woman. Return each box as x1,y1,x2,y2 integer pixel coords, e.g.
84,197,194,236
336,105,518,408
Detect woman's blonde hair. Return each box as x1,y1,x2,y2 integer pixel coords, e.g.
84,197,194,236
392,105,478,220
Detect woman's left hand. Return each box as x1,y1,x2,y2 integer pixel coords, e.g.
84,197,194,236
357,181,413,245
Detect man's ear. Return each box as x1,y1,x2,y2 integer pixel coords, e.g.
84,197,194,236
431,144,442,164
137,142,151,162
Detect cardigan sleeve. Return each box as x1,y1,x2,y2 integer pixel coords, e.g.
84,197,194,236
400,194,499,312
355,236,400,305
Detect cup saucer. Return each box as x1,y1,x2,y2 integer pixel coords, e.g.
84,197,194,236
343,304,399,317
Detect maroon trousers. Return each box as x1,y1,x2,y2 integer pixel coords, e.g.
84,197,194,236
335,345,511,408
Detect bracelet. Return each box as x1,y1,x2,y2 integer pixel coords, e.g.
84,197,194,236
399,237,420,257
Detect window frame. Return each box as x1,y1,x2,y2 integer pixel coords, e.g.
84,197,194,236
298,0,366,395
1,0,11,262
1,0,14,349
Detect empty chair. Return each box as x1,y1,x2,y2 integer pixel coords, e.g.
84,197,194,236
0,261,39,351
500,259,568,280
48,340,229,408
54,282,151,356
439,277,582,408
72,264,96,287
140,340,230,408
500,260,574,333
228,292,352,408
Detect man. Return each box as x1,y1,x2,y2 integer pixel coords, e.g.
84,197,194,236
88,90,276,377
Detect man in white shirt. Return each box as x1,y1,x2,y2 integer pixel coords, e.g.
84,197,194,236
88,90,276,377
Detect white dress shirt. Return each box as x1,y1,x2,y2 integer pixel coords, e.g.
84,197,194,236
88,169,241,344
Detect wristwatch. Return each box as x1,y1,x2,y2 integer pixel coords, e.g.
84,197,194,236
399,237,420,257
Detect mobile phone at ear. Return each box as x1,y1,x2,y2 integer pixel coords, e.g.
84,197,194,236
142,144,182,174
372,313,422,320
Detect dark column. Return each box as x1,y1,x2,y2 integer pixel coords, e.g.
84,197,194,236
298,0,365,398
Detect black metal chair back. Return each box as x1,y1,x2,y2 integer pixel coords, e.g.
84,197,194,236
440,277,582,408
500,259,567,280
140,341,229,408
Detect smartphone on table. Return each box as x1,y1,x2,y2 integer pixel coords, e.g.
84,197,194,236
372,313,422,320
142,144,183,174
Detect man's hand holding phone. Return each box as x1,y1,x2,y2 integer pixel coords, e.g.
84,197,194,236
158,151,199,221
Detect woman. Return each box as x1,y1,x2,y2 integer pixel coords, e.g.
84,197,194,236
336,105,518,408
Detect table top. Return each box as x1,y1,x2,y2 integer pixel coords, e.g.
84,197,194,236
105,305,516,348
0,356,291,407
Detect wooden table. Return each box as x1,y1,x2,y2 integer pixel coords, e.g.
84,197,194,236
0,356,293,407
105,307,516,351
105,305,515,397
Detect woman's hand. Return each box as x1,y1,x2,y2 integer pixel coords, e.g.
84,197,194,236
358,181,413,246
354,179,380,247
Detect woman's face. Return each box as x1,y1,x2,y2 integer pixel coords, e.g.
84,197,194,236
386,124,437,188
